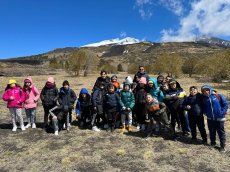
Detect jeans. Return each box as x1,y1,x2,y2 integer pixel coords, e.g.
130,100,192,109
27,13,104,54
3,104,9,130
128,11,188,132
25,108,36,124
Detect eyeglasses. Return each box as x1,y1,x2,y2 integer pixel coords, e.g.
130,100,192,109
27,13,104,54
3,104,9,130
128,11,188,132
139,68,144,71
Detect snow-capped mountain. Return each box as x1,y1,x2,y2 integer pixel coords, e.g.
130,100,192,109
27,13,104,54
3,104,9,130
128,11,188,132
82,37,140,47
195,35,230,47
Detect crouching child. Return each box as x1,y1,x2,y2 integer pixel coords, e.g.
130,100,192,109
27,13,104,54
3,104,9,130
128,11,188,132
76,88,92,128
145,94,171,138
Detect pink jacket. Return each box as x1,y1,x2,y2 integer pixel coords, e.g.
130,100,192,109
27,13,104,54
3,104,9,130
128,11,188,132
2,86,26,108
23,78,40,109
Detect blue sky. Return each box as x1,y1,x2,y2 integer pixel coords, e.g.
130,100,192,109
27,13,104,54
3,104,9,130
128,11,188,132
1,0,230,59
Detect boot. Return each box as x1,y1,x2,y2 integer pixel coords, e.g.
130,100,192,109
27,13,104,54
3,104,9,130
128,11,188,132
127,125,132,132
120,124,126,133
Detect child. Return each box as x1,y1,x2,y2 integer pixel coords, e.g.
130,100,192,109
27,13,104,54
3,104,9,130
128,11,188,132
58,80,77,131
40,77,59,129
183,86,207,143
164,79,189,139
49,105,65,136
76,88,92,128
2,79,26,131
91,81,106,131
145,94,171,137
147,78,164,102
23,77,40,129
157,75,164,88
201,85,228,153
135,77,147,130
111,75,120,91
104,83,121,132
120,82,135,132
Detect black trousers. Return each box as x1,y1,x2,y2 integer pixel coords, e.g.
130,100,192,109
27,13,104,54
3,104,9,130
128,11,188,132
207,119,226,147
43,105,56,127
107,111,117,127
188,114,207,141
135,103,146,125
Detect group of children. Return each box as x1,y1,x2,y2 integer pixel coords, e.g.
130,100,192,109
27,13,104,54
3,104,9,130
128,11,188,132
2,68,229,153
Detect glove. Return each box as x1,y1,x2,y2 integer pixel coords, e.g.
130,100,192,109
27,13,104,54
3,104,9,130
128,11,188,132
158,109,165,114
122,107,126,111
127,108,131,111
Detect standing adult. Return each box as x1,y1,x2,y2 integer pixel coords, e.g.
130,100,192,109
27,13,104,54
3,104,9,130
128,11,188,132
93,70,111,91
133,66,149,83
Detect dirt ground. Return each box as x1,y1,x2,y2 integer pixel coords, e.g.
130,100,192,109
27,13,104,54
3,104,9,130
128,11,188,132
0,72,230,172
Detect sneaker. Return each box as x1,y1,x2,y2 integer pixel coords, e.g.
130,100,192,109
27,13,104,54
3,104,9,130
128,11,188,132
219,147,226,153
104,124,109,129
21,126,26,131
25,123,31,128
80,121,84,127
63,123,66,129
136,124,140,130
54,131,58,136
92,126,100,132
32,123,36,129
68,123,71,127
12,126,17,132
120,125,126,133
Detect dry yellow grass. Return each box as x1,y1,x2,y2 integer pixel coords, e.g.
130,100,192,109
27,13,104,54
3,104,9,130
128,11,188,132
0,71,229,171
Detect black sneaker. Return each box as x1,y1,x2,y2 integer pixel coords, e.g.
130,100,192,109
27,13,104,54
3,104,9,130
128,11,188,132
219,147,226,153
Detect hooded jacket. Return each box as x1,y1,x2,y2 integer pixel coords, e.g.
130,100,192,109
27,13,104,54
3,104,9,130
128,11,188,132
23,77,40,109
104,91,121,112
147,78,164,102
120,83,135,109
2,85,26,108
201,85,228,121
58,87,77,109
93,76,111,91
75,88,91,115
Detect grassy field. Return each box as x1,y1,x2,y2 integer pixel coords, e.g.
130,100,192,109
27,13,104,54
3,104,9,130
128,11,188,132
0,72,230,172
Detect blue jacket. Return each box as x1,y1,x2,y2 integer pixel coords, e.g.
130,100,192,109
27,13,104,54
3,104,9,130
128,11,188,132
183,93,203,116
75,88,91,115
104,92,121,112
147,78,164,102
202,85,228,121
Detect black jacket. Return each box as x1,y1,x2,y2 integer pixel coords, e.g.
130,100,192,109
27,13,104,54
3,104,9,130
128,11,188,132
41,84,59,107
58,87,77,109
135,85,147,105
104,92,120,112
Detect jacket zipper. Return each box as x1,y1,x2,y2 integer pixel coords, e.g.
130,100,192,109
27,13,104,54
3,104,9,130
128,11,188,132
209,96,214,119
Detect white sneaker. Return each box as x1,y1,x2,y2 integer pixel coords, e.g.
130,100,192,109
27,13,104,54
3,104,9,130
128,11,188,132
25,123,31,128
54,131,58,136
12,126,17,132
104,124,109,129
141,124,146,131
21,126,26,131
68,123,71,127
136,124,140,130
63,123,66,129
32,123,36,129
92,126,100,132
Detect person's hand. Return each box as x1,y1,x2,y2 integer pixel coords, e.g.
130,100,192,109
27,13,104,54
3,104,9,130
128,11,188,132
10,96,14,100
127,108,131,111
122,107,126,111
186,105,191,110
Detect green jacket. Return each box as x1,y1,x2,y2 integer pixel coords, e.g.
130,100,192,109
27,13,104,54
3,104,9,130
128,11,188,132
120,90,135,109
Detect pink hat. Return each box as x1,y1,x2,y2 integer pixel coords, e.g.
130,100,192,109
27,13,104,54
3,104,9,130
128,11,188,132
139,77,147,84
47,76,55,84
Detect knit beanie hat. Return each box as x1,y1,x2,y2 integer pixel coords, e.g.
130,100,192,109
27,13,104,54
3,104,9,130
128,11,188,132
139,77,147,85
125,76,133,84
47,77,55,84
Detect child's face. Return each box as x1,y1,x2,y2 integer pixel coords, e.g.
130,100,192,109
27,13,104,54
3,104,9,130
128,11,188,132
112,78,117,82
202,88,210,96
170,83,176,89
10,83,16,88
64,84,69,90
25,82,31,87
124,85,130,91
148,83,154,88
190,88,198,96
81,93,87,98
108,87,115,93
146,94,153,103
157,77,164,83
162,84,168,91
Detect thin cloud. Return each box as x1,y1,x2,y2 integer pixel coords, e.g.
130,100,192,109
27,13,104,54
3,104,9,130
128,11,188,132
120,31,127,38
134,0,153,19
159,0,184,16
161,0,230,42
